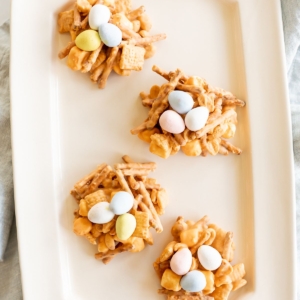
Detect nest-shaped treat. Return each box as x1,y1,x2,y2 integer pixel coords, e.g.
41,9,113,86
154,216,247,300
71,155,169,264
131,66,245,159
57,0,166,89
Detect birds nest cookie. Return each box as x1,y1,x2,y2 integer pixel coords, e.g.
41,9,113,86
154,216,247,300
57,0,166,89
131,66,245,159
71,155,169,264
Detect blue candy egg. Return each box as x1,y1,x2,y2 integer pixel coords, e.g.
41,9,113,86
98,23,122,47
180,270,206,292
109,191,134,215
168,91,194,114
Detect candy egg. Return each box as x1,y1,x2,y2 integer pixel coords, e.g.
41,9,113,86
170,248,193,275
180,270,206,292
98,23,122,47
109,191,134,215
116,213,136,240
75,30,101,51
185,107,209,131
88,4,111,30
87,201,115,224
197,245,222,271
159,110,185,134
168,91,194,114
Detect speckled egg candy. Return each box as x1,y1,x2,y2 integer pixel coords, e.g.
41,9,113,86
87,201,115,224
88,4,111,30
159,110,185,134
197,245,222,271
170,248,193,275
75,30,101,51
98,23,122,47
185,106,209,131
109,191,134,215
180,270,206,292
116,213,136,240
168,91,194,114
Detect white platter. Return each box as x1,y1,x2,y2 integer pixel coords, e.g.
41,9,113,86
10,0,296,299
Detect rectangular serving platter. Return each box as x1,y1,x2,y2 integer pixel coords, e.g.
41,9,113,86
10,0,296,299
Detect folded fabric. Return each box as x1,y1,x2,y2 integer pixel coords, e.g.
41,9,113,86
281,1,300,298
0,21,14,262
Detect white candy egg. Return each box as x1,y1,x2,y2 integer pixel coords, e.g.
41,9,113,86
197,245,222,271
185,107,209,131
170,248,193,275
180,270,206,292
159,110,185,134
87,201,115,224
109,191,134,215
88,4,111,30
168,91,194,114
98,23,122,47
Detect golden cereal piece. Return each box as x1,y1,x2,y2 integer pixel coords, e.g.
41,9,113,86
58,10,74,33
132,20,141,32
111,12,133,30
105,233,116,250
115,0,132,13
98,234,109,253
129,237,145,252
185,76,207,91
91,224,102,238
202,271,215,295
180,228,199,247
77,0,92,13
189,257,199,271
120,45,146,71
206,137,220,156
161,269,182,292
73,217,92,236
144,44,156,59
149,133,173,159
160,241,177,262
181,140,202,156
156,188,169,215
79,199,88,216
138,128,160,143
67,46,90,71
84,232,97,245
138,14,152,31
210,283,232,300
84,189,109,209
222,122,236,139
132,211,149,239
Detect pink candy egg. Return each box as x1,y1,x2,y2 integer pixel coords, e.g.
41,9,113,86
159,110,185,134
170,248,193,275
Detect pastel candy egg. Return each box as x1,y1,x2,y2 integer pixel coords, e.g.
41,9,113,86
87,202,115,224
197,245,222,271
116,213,136,240
185,107,209,131
170,248,193,275
98,23,122,47
88,4,111,30
159,110,185,134
109,191,134,215
168,91,194,114
180,270,206,292
75,30,101,51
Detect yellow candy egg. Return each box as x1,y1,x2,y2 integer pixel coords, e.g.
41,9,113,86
116,213,136,240
75,30,101,51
